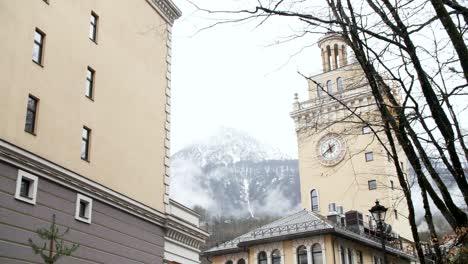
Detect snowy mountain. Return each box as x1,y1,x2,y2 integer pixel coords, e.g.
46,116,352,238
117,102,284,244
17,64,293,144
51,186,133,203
170,127,300,218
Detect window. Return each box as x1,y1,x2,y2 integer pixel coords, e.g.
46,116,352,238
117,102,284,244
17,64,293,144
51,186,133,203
86,67,95,99
258,251,267,264
329,203,337,213
317,84,323,98
32,29,45,65
327,80,333,94
373,256,380,264
81,127,91,161
394,209,399,220
312,243,323,264
225,261,233,264
368,180,377,190
365,152,374,162
237,259,246,264
347,249,353,264
311,189,319,211
297,246,308,264
340,246,345,264
362,126,371,134
15,170,39,205
390,180,394,190
337,77,344,94
25,95,39,134
356,251,363,264
400,161,404,170
75,194,92,223
89,12,98,42
272,249,281,264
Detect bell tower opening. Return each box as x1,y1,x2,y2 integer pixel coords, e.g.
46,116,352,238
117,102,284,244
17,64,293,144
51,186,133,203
319,33,349,72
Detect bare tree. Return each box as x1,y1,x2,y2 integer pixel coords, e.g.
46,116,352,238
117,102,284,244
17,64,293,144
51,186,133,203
190,0,467,262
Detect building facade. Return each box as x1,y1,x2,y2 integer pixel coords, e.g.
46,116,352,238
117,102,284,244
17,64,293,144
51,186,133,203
0,0,208,263
204,210,415,264
290,33,412,242
203,32,416,264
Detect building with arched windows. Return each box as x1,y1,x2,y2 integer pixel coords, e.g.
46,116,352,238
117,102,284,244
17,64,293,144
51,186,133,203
204,210,415,264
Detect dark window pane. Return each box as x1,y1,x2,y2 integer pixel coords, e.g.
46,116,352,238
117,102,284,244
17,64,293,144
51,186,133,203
81,127,90,160
20,178,31,198
32,30,44,64
86,68,94,98
32,44,41,63
297,246,308,264
89,13,98,40
25,96,38,133
368,180,377,190
34,31,43,43
79,201,88,218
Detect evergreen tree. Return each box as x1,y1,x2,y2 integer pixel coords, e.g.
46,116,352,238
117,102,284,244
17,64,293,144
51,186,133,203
28,215,79,264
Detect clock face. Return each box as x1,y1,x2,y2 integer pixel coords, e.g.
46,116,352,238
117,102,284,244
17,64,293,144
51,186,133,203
317,133,346,166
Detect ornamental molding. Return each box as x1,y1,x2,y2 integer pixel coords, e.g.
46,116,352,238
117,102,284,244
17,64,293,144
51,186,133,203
147,0,182,24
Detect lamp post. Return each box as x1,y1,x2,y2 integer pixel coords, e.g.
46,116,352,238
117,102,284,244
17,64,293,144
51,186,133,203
369,200,388,264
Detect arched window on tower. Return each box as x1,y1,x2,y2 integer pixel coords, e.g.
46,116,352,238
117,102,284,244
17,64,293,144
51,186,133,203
272,249,281,264
311,189,319,211
337,77,344,94
258,251,267,264
238,259,246,264
312,243,323,264
297,245,308,264
327,80,333,95
226,261,233,264
317,84,323,98
326,45,332,71
334,44,339,69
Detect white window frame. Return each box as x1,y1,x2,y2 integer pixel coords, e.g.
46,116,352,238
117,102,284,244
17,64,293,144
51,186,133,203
15,170,39,205
75,193,93,224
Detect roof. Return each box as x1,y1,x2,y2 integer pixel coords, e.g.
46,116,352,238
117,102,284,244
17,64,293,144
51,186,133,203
204,209,416,261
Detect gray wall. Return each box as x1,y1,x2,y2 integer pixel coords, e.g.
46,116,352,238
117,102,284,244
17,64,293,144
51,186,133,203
0,161,165,264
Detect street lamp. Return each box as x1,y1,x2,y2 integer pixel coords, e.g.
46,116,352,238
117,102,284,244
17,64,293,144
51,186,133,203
369,200,388,264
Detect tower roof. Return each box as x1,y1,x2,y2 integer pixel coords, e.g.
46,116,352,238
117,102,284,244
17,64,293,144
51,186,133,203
317,32,348,49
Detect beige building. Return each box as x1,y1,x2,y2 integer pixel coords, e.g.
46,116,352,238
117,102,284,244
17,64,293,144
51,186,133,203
0,0,208,263
203,32,416,264
204,210,415,264
290,33,412,242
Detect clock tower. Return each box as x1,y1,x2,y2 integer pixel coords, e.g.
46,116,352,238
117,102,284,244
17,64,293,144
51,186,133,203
291,33,412,241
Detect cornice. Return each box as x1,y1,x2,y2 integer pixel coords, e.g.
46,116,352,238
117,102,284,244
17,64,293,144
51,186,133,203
0,139,167,227
0,138,212,253
146,0,182,25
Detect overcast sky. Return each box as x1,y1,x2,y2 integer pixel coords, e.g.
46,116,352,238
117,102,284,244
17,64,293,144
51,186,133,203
170,0,327,157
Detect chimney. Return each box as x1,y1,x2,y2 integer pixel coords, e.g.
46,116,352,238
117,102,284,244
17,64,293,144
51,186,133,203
345,210,364,234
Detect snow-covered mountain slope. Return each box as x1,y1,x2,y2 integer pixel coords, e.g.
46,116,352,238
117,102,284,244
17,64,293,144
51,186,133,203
172,127,290,167
170,127,300,218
